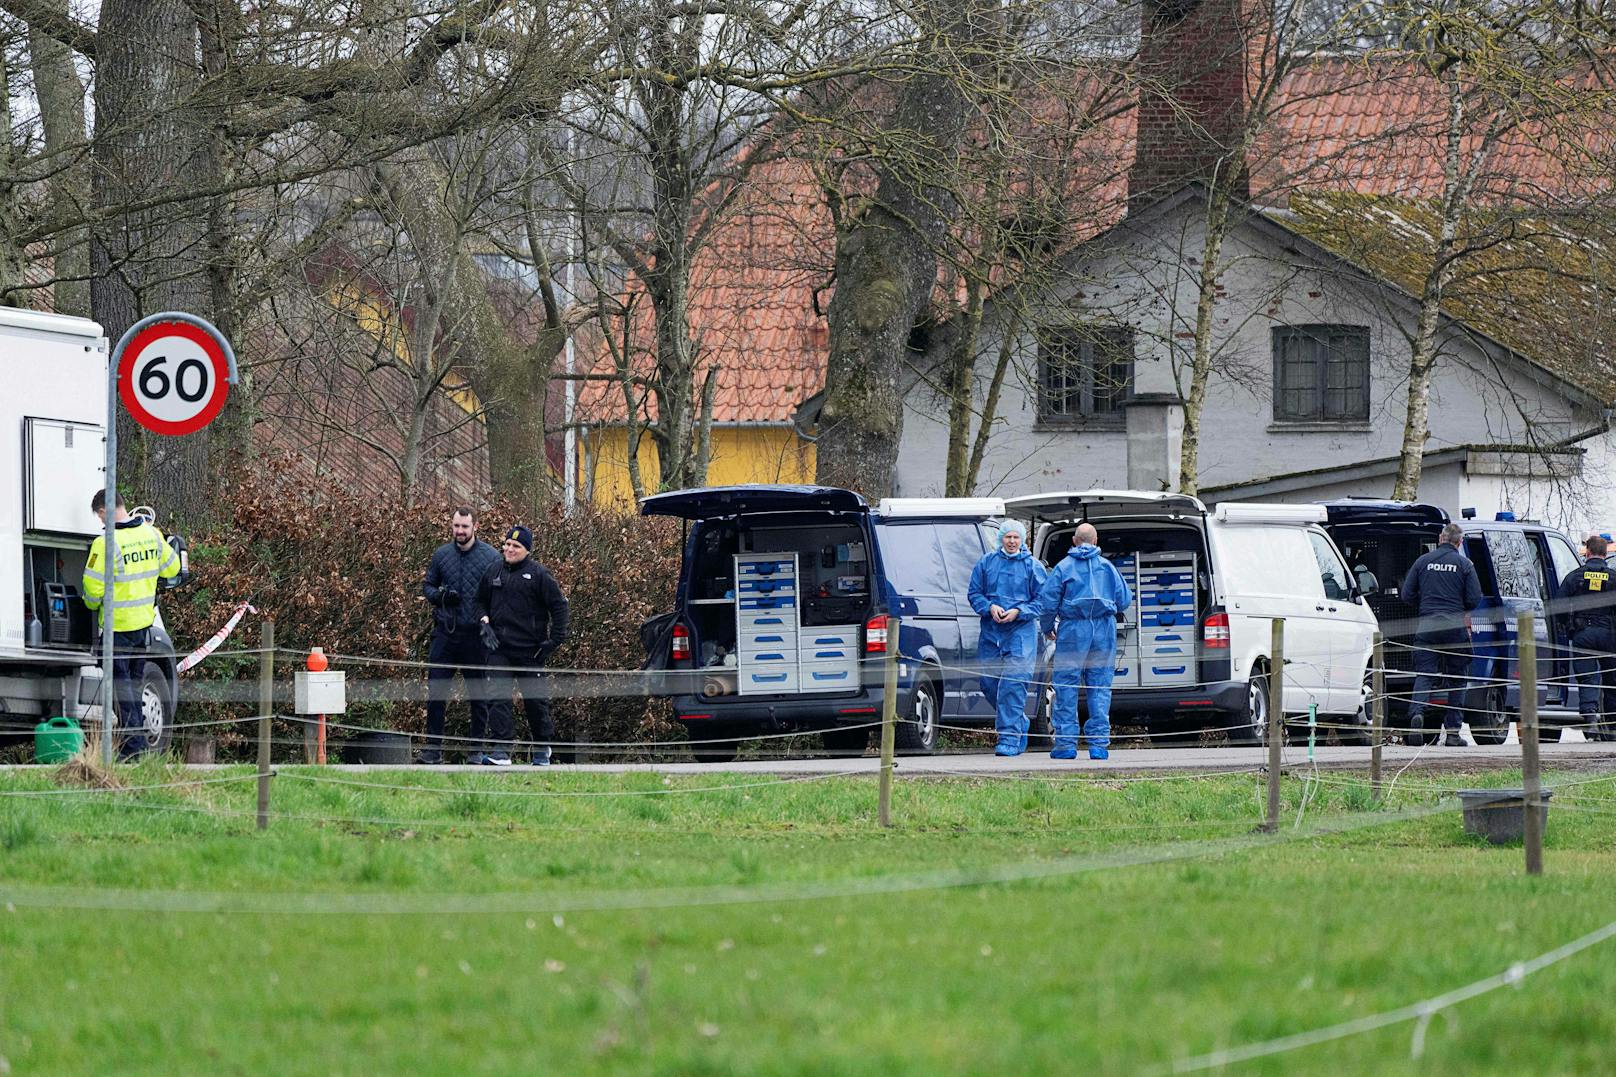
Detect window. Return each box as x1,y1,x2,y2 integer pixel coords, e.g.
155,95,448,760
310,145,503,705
1306,531,1353,602
1548,533,1581,589
1217,528,1324,600
1272,325,1370,423
936,521,987,594
1037,325,1134,423
874,524,949,597
1486,530,1544,603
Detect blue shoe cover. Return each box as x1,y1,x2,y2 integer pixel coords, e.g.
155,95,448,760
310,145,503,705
1050,749,1077,760
1089,748,1109,760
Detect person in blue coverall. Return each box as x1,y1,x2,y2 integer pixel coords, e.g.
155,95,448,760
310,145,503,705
968,520,1048,756
1037,523,1133,760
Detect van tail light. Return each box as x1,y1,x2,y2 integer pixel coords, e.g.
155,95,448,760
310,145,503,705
671,622,691,662
1203,612,1230,649
865,614,889,654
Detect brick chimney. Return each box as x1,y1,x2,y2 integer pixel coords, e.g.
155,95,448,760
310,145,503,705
1129,0,1267,210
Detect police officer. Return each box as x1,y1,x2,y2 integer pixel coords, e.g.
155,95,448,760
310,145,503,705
475,525,569,765
1558,534,1616,741
421,506,501,764
82,489,181,760
1401,523,1482,747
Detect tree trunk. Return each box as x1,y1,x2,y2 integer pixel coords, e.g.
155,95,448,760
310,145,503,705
91,0,216,527
816,0,986,496
26,0,91,318
965,310,1019,494
943,279,985,497
1177,190,1233,497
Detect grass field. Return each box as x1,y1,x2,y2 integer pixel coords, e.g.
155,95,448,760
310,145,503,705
1,761,1614,1074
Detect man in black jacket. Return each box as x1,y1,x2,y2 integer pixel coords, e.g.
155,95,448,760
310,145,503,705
1559,534,1616,741
477,524,570,765
1401,523,1483,747
421,507,501,764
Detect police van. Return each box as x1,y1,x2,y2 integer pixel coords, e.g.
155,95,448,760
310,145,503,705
639,486,1007,761
1319,500,1585,743
0,309,184,753
1006,491,1380,745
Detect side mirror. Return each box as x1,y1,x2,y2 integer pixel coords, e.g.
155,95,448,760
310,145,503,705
1353,565,1379,597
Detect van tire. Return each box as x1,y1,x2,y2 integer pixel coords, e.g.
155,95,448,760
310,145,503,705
687,723,742,764
1470,686,1509,745
820,727,870,756
139,663,174,755
896,678,939,755
1236,668,1270,746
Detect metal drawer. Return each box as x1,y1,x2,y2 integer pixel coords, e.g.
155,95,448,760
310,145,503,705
737,607,796,632
799,656,859,692
739,667,799,694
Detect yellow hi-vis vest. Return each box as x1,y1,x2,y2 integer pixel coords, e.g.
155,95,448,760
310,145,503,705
83,520,180,632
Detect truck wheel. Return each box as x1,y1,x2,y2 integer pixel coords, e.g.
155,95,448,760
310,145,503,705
687,723,741,764
139,662,174,754
820,727,870,756
895,678,939,755
1235,668,1270,746
1471,686,1509,746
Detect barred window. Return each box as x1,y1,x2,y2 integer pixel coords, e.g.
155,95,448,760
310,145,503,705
1272,325,1370,422
1036,325,1134,423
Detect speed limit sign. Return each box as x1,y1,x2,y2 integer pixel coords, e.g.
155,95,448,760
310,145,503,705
117,318,232,435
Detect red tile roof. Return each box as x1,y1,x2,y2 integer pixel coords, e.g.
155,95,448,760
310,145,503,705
582,53,1613,423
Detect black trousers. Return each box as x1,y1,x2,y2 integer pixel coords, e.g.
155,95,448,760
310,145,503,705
486,649,553,753
1411,626,1469,732
1572,627,1616,734
112,627,152,758
424,630,489,758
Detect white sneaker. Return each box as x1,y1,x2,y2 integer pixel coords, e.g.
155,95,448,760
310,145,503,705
483,753,512,766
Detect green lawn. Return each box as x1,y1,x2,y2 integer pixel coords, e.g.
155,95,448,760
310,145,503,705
1,762,1614,1074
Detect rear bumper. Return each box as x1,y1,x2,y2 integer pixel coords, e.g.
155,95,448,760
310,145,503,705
1105,679,1249,723
673,685,899,730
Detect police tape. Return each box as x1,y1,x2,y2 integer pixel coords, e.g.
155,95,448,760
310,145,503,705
176,601,257,674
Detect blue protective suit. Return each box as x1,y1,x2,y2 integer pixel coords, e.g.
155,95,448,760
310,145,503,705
967,547,1047,754
1037,544,1133,757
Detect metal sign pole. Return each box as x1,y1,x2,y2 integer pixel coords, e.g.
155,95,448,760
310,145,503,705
100,312,240,765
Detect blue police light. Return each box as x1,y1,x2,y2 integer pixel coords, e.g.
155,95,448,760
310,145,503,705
1495,511,1516,521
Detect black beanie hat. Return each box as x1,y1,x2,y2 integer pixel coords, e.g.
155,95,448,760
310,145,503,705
504,524,533,551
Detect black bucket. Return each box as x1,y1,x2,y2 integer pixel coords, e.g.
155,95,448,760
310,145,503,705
343,730,414,766
1458,788,1553,845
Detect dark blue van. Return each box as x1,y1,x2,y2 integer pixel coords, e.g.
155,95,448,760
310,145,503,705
639,486,1006,761
1321,500,1585,743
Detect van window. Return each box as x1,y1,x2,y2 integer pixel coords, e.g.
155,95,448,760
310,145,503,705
875,524,948,596
937,521,987,593
1216,527,1325,599
1547,532,1581,588
1486,530,1544,602
1306,531,1353,601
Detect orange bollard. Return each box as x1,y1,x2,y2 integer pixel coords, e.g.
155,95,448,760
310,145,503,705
307,647,329,764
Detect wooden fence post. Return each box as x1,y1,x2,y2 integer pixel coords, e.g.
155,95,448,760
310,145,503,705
879,615,899,828
1371,632,1385,803
257,620,274,831
1517,611,1543,875
1264,618,1284,833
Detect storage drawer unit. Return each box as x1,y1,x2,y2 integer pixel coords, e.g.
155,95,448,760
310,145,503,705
1136,552,1197,687
797,623,861,693
735,554,802,695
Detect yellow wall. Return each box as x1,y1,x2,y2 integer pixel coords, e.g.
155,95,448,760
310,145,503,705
583,425,816,510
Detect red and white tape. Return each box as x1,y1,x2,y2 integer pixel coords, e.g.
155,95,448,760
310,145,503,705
176,601,257,674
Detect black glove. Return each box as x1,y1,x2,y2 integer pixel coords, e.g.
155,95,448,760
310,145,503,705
442,589,461,608
535,641,557,664
480,621,499,652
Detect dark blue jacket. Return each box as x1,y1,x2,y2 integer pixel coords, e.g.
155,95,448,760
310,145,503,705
424,539,501,636
1400,542,1481,632
1559,557,1616,637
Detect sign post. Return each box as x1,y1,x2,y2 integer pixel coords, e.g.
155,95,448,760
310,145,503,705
101,313,238,765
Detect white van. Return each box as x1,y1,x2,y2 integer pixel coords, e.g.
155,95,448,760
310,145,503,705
1005,491,1379,744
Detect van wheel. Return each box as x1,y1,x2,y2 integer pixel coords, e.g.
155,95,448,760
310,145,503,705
896,678,939,755
1027,688,1053,751
1236,669,1270,746
139,663,174,754
1471,686,1509,745
820,727,870,756
687,723,741,764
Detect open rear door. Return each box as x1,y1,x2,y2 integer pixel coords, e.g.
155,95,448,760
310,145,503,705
1003,490,1206,524
640,485,867,520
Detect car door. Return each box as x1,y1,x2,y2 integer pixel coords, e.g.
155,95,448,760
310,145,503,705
1485,529,1554,704
1306,529,1375,714
1543,529,1583,705
936,520,993,718
873,522,966,715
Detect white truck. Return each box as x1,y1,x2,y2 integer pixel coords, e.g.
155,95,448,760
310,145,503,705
1,308,180,753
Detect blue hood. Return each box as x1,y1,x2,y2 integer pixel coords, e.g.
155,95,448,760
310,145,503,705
1067,544,1102,563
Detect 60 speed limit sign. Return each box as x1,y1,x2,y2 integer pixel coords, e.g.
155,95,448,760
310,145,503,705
117,319,232,435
